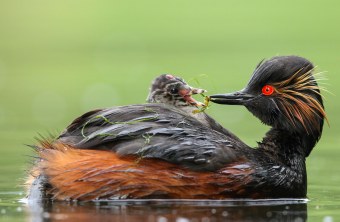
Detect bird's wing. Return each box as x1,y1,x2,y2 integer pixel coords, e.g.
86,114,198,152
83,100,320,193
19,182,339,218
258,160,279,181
57,103,250,171
203,113,243,142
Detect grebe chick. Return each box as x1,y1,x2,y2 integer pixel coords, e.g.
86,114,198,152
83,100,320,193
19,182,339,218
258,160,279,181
147,74,206,108
146,74,238,138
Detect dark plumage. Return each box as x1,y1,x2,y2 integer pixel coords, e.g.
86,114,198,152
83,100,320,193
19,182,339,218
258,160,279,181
26,55,326,201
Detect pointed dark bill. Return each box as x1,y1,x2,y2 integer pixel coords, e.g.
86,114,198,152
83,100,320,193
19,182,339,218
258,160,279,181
209,90,254,105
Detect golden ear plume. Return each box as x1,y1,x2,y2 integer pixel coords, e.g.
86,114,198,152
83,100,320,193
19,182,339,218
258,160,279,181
273,68,329,134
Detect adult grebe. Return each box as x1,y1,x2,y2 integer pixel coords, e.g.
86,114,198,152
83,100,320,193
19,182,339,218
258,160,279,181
26,56,326,201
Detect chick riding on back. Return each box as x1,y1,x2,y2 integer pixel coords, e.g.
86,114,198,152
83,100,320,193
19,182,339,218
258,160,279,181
147,74,206,108
146,74,238,138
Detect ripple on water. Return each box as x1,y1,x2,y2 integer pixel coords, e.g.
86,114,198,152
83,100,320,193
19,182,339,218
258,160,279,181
0,191,26,218
24,198,310,222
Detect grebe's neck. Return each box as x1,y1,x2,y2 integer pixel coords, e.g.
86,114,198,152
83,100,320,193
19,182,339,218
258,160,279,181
258,128,319,161
253,127,318,197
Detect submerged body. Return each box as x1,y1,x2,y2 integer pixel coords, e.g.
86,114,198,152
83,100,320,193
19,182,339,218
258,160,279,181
27,56,325,201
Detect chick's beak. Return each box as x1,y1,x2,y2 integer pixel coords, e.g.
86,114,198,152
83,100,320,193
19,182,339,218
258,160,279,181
179,85,207,107
209,90,254,105
191,87,207,95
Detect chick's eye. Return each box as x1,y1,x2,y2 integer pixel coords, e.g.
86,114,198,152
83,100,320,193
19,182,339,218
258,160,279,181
170,87,178,94
262,85,275,96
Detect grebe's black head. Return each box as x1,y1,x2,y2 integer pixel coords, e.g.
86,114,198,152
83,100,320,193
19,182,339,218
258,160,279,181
210,56,327,155
147,74,206,107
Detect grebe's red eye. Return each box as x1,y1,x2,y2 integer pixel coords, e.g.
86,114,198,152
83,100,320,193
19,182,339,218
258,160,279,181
262,85,275,96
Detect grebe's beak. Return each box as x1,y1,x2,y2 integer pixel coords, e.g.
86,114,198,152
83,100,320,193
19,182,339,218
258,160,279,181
209,90,254,105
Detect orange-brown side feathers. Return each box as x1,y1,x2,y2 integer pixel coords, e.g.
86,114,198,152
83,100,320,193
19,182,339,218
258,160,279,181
30,142,254,201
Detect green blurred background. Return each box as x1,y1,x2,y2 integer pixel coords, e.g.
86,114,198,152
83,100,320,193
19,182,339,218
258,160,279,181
0,0,339,219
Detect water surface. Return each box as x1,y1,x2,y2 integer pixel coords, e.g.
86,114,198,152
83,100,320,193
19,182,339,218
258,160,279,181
1,0,340,221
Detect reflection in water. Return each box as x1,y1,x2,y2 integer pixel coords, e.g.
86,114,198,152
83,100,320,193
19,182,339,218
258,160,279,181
26,199,308,222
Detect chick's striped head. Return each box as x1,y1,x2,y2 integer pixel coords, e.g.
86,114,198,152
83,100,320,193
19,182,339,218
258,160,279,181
147,74,206,107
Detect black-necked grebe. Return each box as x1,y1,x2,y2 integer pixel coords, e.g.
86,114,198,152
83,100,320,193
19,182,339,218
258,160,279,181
26,56,326,201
